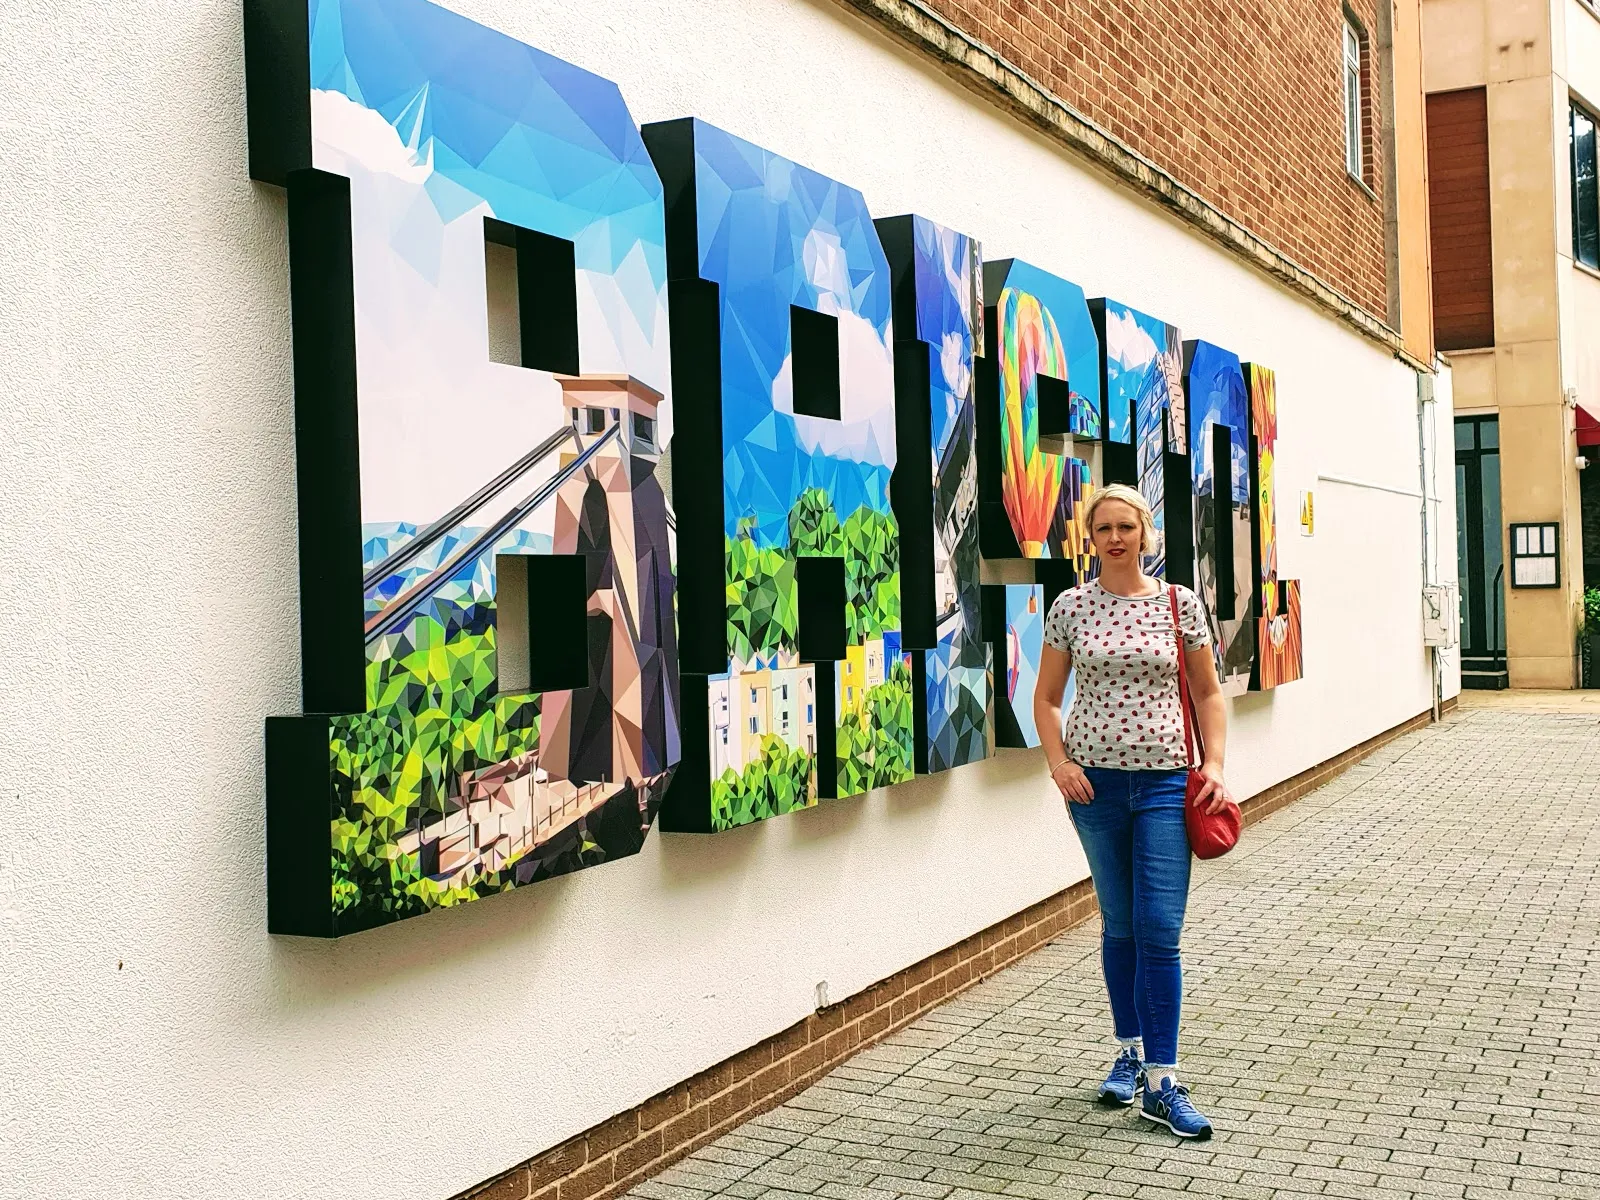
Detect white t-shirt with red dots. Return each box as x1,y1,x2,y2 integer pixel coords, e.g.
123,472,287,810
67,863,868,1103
1042,580,1211,771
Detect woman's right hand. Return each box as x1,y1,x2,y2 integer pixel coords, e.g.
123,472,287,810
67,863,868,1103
1050,759,1094,805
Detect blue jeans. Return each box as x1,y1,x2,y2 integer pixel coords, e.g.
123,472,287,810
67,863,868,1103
1068,767,1192,1066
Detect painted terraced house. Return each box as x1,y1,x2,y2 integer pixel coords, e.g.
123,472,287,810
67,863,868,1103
6,2,1458,1200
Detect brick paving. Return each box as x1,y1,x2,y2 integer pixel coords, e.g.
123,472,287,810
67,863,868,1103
625,707,1600,1200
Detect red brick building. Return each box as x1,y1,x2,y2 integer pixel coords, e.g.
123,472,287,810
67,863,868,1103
837,0,1434,363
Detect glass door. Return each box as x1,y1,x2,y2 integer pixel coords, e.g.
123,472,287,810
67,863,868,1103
1455,416,1505,663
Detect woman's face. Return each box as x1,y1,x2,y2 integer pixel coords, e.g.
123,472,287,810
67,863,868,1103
1091,499,1144,563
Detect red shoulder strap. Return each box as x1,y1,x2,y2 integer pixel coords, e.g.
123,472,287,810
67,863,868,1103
1169,585,1203,768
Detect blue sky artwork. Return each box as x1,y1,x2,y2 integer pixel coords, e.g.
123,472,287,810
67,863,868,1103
308,0,667,299
305,0,673,612
1099,298,1181,451
1186,339,1250,504
993,258,1102,440
688,118,898,545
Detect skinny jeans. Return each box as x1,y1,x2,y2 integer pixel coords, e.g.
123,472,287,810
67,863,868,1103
1067,766,1191,1066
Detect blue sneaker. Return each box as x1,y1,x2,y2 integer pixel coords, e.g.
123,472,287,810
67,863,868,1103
1140,1078,1213,1139
1096,1047,1144,1106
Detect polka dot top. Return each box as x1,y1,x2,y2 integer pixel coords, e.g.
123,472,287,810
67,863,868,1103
1042,581,1211,771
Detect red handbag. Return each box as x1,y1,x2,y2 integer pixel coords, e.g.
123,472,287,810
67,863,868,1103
1169,586,1241,859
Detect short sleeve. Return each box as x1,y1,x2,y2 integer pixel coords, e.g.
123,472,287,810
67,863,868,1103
1043,590,1074,654
1178,586,1211,651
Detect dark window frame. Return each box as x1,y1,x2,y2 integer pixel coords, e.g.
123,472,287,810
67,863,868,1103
1573,100,1599,269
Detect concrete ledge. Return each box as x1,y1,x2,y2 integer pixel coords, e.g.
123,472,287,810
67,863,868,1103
824,0,1429,373
455,699,1451,1200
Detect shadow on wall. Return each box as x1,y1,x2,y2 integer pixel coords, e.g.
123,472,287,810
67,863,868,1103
260,747,1057,1010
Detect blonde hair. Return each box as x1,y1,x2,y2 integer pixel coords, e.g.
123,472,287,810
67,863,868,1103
1085,483,1160,556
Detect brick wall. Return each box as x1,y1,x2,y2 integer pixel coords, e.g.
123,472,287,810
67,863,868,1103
459,884,1102,1200
914,0,1391,319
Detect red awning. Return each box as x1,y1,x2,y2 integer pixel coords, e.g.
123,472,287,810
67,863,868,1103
1578,399,1600,448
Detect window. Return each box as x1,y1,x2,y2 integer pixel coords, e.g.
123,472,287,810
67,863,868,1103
1574,103,1599,269
748,716,758,734
1343,21,1364,179
632,411,656,449
584,406,607,434
806,704,813,723
780,684,788,700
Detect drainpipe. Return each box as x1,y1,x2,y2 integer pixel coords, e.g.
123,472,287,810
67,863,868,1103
1418,369,1441,722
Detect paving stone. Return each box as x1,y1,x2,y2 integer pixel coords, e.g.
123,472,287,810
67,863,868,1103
624,710,1600,1200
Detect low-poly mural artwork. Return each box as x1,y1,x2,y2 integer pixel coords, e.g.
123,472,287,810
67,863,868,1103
983,584,1046,748
1092,298,1186,579
644,118,913,831
1184,340,1256,696
977,259,1100,574
879,215,991,775
1246,363,1304,689
242,0,1310,936
248,0,679,935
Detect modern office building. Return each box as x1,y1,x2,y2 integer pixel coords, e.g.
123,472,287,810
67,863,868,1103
1424,0,1600,687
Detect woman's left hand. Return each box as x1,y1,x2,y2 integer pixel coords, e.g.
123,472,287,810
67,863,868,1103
1193,762,1231,813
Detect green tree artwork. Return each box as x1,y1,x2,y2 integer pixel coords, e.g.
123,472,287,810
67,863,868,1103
330,615,540,922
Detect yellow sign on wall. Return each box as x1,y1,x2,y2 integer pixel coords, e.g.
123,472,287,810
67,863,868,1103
1300,490,1315,536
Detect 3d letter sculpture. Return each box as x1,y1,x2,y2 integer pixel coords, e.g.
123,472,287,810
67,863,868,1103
1183,340,1256,695
975,259,1101,745
878,216,991,774
644,118,912,831
1245,364,1305,689
248,0,679,935
242,0,1308,936
1090,299,1188,580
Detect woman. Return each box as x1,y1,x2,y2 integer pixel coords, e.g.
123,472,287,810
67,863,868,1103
1032,483,1231,1140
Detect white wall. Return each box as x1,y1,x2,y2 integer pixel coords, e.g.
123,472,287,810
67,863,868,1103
0,1,1448,1197
1567,0,1600,107
1433,364,1466,700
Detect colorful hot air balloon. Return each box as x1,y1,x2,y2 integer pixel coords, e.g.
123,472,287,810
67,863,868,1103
998,288,1068,556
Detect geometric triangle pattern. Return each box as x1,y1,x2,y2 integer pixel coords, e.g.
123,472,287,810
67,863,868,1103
1184,339,1256,696
985,258,1098,575
903,215,991,774
1245,363,1304,690
252,0,679,933
650,118,913,828
1096,297,1186,579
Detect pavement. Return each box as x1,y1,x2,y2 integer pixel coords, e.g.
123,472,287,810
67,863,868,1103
1456,688,1600,713
626,696,1600,1200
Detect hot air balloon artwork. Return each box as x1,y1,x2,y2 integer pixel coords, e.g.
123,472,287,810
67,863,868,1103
999,288,1067,557
978,259,1100,578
